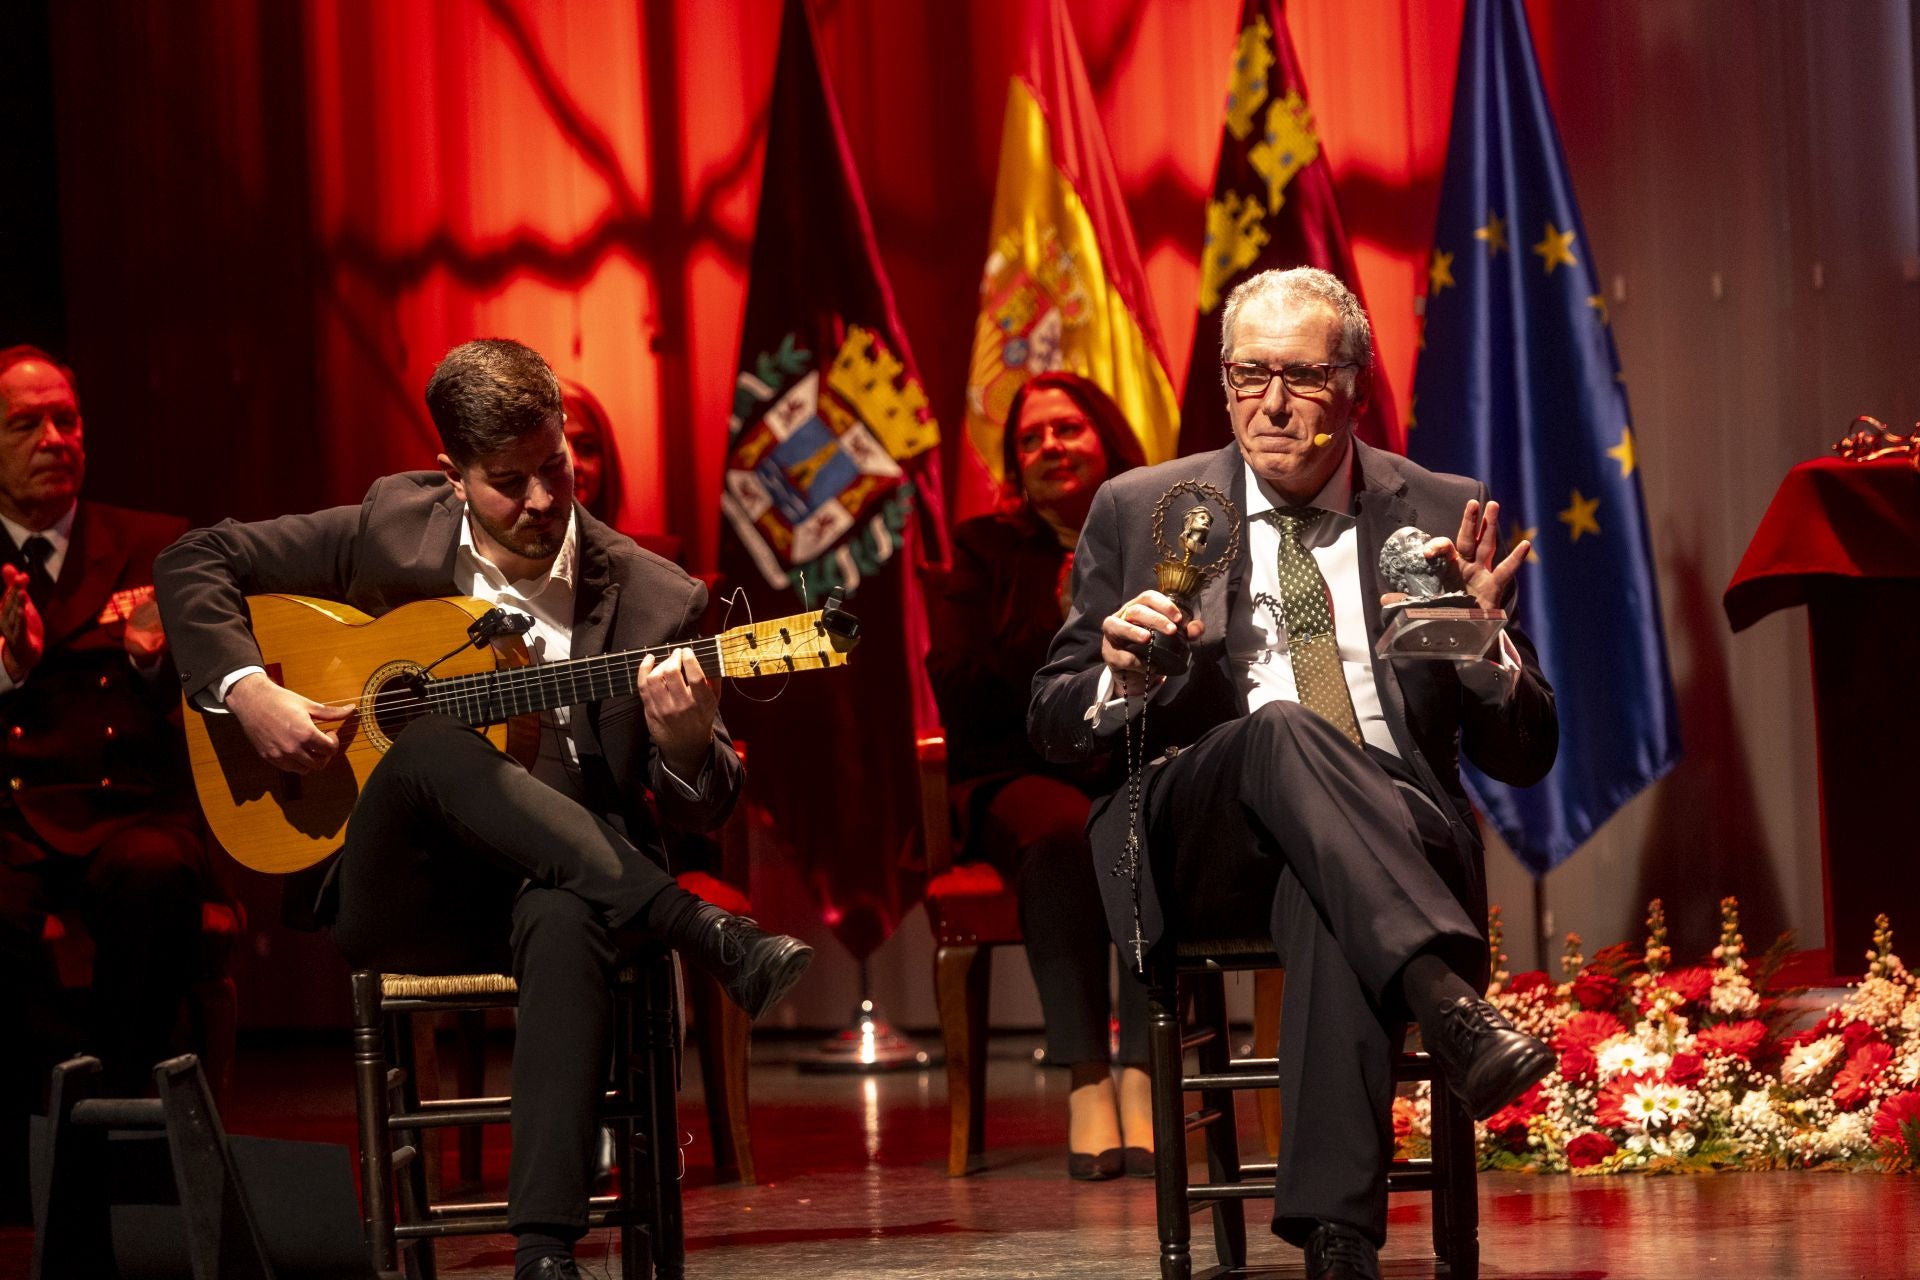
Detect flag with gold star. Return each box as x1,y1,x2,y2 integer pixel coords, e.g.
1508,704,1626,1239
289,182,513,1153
1177,0,1399,457
1410,0,1679,874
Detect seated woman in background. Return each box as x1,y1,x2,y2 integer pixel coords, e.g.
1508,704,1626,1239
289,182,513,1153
926,371,1149,1181
561,378,624,526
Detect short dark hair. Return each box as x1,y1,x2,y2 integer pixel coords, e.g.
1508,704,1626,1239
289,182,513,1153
999,370,1145,508
423,339,563,465
0,345,79,406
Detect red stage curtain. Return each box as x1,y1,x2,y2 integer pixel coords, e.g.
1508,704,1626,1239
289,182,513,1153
53,0,1556,568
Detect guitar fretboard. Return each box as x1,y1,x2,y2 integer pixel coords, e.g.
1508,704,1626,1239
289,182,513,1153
424,642,722,725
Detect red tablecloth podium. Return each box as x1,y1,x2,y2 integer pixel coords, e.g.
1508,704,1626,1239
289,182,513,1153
1725,457,1920,979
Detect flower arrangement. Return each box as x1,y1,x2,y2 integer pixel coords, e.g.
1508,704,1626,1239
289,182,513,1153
1391,900,1920,1175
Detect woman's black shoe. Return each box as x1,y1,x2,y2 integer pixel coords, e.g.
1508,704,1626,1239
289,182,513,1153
1067,1147,1125,1180
1123,1146,1155,1178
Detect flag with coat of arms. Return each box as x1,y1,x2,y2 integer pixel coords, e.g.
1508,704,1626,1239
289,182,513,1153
717,0,947,959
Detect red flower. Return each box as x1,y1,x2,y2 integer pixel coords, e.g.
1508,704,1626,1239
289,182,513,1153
1566,1131,1618,1168
1838,1020,1881,1052
1508,970,1551,995
1662,967,1714,1004
1833,1042,1894,1110
1554,1010,1627,1052
1570,970,1620,1011
1391,1096,1415,1141
1593,1071,1655,1130
1693,1020,1768,1060
1559,1045,1598,1083
1484,1083,1545,1148
1665,1052,1706,1088
1870,1091,1920,1154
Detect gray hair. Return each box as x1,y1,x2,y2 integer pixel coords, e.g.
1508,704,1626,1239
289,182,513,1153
1219,267,1373,371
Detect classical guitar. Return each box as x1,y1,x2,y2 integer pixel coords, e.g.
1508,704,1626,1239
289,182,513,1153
184,593,858,873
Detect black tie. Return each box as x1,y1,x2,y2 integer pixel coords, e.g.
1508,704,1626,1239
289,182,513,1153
20,536,54,607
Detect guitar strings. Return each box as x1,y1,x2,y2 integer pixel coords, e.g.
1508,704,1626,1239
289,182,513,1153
336,625,843,738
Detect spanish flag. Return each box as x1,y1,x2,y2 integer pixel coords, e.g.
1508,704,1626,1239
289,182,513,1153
963,0,1179,506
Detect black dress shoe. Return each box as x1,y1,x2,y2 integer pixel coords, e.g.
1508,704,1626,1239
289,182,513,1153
696,908,814,1021
1429,994,1556,1120
515,1256,581,1280
1123,1145,1155,1178
1066,1147,1124,1180
1304,1221,1381,1280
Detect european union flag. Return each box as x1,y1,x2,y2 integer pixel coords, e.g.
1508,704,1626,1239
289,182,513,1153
1411,0,1680,875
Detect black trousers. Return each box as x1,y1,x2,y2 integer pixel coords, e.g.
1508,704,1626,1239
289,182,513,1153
326,714,679,1232
979,775,1148,1067
3,810,213,1096
1145,701,1483,1247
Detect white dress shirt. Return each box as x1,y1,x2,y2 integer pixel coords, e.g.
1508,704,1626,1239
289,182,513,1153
1229,445,1399,755
209,505,704,799
1087,443,1517,741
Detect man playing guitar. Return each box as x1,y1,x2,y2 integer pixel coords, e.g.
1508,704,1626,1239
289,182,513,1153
155,338,813,1280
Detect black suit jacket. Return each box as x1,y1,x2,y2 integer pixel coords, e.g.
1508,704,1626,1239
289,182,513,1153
0,501,194,860
154,472,743,885
1028,441,1557,956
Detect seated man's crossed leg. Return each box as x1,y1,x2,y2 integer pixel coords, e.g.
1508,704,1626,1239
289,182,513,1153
328,714,811,1278
1145,701,1551,1264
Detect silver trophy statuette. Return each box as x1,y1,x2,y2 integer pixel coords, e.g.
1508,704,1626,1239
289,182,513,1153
1374,525,1508,661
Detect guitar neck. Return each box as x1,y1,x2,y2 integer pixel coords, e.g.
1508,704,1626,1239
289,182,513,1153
421,606,856,725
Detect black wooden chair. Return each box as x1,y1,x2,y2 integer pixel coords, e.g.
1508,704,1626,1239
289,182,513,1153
1147,939,1479,1280
347,956,682,1280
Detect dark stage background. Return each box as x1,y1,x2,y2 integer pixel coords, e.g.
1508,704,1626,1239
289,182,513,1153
7,0,1918,1028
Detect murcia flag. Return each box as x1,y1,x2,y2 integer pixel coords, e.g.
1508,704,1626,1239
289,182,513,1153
1178,0,1398,457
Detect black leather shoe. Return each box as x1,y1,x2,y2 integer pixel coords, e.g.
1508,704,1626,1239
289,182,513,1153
1430,995,1556,1120
697,908,814,1021
1123,1145,1155,1178
515,1256,581,1280
1304,1221,1381,1280
1066,1147,1124,1180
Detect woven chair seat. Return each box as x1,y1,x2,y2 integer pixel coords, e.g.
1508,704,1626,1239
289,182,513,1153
378,972,519,999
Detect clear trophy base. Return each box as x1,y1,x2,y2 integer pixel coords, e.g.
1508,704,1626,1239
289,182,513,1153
1376,595,1507,662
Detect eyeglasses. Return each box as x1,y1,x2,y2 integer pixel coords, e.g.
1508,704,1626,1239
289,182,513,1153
1014,416,1093,454
1220,360,1359,395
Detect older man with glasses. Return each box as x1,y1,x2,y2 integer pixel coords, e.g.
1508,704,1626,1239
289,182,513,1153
1029,267,1560,1280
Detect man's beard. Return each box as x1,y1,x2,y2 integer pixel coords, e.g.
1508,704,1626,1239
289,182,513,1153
474,507,566,561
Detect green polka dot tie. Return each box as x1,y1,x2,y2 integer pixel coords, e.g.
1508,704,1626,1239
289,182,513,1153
1269,509,1363,748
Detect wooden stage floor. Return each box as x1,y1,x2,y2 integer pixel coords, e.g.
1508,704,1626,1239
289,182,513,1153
7,1032,1918,1279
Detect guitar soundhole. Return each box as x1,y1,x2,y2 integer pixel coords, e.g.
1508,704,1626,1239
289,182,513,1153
363,660,434,753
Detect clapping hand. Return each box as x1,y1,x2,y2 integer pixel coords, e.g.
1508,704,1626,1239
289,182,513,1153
0,565,44,681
